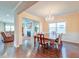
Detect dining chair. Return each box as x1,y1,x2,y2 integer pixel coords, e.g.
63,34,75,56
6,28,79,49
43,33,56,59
50,39,54,48
54,34,63,50
37,34,49,50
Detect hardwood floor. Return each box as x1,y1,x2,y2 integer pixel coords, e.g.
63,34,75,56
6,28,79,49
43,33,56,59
0,39,79,58
62,41,79,58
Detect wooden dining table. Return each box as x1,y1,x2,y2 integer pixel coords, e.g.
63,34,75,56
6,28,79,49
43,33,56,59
34,33,57,47
34,33,63,51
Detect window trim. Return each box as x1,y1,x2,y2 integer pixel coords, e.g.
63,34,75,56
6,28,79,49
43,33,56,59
49,22,66,34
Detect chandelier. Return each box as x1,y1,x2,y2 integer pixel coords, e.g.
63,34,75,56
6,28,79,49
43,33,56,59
45,10,54,22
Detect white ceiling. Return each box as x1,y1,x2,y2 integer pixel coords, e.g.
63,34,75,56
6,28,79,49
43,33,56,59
0,1,37,23
0,1,19,23
26,1,79,17
1,1,79,23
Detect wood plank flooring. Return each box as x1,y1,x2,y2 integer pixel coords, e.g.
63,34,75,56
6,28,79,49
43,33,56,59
0,39,79,58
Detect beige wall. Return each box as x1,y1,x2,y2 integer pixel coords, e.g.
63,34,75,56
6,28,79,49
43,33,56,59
40,18,48,33
66,13,79,33
54,12,79,43
55,12,79,33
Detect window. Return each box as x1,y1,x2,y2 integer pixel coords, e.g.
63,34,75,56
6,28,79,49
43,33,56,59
5,24,10,31
49,23,56,34
5,24,14,32
49,22,66,34
11,25,14,31
34,23,40,33
57,22,66,33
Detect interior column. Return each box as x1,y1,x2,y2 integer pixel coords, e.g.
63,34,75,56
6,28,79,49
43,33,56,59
14,14,23,47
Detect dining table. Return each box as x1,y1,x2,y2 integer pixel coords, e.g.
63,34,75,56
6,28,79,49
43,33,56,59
34,33,58,48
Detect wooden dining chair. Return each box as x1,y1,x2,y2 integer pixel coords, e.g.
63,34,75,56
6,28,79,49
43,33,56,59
54,34,63,50
37,34,49,50
50,39,54,48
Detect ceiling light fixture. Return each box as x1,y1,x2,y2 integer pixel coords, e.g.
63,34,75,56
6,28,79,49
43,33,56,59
45,9,54,22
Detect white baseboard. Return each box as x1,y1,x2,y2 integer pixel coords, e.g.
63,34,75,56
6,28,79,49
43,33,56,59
62,33,79,44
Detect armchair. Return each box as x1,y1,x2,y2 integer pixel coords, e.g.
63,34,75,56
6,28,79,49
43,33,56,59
1,32,14,43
